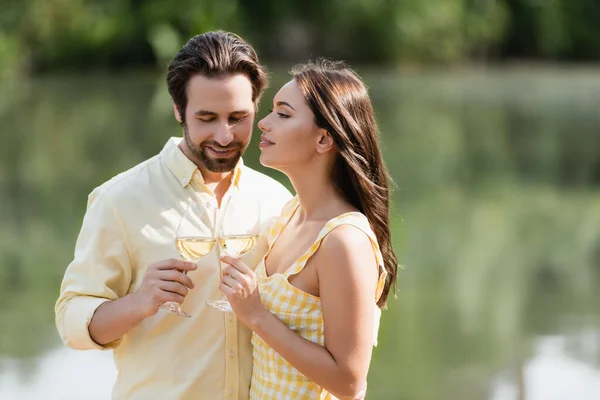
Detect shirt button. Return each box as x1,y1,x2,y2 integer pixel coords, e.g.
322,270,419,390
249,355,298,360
230,350,234,358
229,388,234,396
228,313,233,321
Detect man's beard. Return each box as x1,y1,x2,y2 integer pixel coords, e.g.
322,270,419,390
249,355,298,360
183,124,245,173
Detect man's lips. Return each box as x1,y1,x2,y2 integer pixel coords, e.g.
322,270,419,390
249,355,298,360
205,145,238,157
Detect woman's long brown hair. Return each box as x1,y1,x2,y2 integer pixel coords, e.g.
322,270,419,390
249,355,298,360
292,60,398,307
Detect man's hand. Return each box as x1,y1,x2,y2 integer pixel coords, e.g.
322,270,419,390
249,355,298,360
132,259,197,318
88,259,197,346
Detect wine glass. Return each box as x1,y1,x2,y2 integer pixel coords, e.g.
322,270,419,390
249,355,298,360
207,196,261,312
166,200,217,317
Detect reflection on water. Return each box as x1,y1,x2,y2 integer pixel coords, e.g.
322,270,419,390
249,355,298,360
1,333,599,400
0,68,599,399
0,348,115,400
491,333,600,400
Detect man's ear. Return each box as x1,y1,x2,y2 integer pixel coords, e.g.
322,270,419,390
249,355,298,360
316,129,335,153
173,103,183,123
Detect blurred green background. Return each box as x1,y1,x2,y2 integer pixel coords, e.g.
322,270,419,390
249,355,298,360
1,0,600,399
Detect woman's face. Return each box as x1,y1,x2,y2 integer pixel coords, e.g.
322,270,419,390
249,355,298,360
257,80,326,171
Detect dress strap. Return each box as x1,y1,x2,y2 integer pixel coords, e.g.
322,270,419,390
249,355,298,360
284,213,387,302
266,196,299,248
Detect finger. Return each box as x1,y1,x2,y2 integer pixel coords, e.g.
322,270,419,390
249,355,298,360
156,259,197,272
219,282,235,298
159,291,185,305
221,274,243,292
159,281,188,298
222,265,246,282
220,256,252,274
160,270,195,289
220,255,236,265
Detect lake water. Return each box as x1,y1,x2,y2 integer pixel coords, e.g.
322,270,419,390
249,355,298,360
0,67,599,399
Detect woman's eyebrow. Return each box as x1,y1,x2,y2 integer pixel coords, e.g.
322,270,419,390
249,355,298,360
276,101,295,111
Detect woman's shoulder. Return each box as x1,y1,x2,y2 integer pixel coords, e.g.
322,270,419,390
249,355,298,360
309,223,380,296
316,213,383,272
323,211,374,240
320,220,375,255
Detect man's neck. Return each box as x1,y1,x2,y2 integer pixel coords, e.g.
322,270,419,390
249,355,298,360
198,166,234,206
178,140,235,206
199,165,232,186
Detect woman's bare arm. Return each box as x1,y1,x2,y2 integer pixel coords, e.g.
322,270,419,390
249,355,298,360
225,225,379,398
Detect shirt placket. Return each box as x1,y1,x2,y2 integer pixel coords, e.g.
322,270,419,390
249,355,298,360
225,309,239,399
218,190,239,400
192,174,240,399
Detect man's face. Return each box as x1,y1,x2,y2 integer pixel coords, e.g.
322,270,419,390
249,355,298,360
175,74,255,173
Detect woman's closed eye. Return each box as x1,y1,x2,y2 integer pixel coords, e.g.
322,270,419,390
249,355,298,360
268,109,290,119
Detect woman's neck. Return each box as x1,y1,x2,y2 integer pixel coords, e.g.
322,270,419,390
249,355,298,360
286,166,350,223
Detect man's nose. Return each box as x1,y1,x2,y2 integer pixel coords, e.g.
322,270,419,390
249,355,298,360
214,123,234,146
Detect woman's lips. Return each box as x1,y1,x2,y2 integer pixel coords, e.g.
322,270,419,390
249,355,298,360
259,135,275,148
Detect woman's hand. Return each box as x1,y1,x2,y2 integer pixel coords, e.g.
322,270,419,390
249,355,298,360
219,255,267,328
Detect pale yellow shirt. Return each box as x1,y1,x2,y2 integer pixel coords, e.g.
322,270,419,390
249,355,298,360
55,137,292,400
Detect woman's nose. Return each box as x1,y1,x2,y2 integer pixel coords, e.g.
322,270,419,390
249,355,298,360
257,116,270,132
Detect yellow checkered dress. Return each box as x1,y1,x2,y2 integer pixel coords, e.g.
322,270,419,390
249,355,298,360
250,197,387,399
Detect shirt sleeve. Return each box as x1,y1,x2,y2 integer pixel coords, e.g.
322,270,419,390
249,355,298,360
55,189,133,351
243,180,293,270
258,181,293,238
264,181,294,219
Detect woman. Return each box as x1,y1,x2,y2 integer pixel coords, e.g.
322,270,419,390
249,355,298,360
219,60,398,399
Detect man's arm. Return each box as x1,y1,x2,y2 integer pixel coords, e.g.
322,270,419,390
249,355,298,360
87,295,146,346
55,191,196,349
88,259,197,346
55,190,134,350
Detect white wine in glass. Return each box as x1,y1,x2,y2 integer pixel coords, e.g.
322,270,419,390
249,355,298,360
218,234,258,258
166,200,216,317
207,196,261,312
176,237,216,260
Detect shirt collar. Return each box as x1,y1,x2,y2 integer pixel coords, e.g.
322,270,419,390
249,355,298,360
160,137,244,188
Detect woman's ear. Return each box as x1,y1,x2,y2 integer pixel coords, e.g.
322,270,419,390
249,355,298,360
316,129,335,154
173,103,183,123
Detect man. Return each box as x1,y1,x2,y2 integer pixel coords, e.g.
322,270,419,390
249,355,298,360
55,31,292,400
